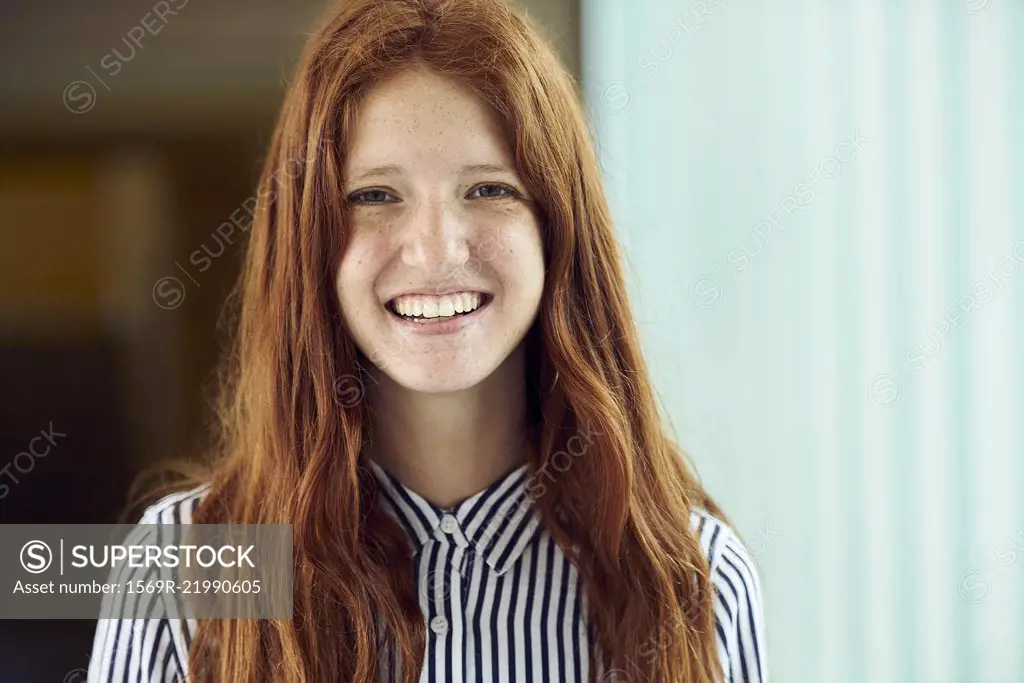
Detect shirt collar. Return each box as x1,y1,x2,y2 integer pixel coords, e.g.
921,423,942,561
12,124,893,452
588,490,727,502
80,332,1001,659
368,458,543,576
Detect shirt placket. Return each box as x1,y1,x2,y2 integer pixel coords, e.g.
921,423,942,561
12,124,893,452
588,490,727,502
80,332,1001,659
421,512,471,682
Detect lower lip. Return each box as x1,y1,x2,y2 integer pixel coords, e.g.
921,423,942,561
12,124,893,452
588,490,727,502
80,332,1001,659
387,298,492,336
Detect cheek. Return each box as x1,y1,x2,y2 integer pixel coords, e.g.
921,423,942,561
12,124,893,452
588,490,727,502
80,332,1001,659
473,201,542,255
482,215,544,294
337,234,388,308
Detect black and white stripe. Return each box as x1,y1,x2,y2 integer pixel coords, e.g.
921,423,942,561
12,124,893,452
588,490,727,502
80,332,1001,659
88,484,209,682
88,463,767,682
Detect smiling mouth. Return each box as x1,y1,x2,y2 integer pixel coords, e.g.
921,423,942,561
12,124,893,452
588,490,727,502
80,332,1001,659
386,291,494,323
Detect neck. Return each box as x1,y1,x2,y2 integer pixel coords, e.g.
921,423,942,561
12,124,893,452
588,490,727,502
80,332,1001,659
365,345,529,509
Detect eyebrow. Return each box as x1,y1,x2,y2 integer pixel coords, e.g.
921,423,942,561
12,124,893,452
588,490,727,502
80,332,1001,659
459,164,516,175
347,163,517,182
349,164,402,182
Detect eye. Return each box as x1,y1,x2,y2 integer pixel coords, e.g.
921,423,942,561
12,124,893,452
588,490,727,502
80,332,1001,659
467,183,520,200
347,188,398,205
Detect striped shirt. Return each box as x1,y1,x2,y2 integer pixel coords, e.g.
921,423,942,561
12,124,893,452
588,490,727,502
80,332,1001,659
89,460,768,682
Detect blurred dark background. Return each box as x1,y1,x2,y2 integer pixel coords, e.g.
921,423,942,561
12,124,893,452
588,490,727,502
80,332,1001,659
0,0,578,679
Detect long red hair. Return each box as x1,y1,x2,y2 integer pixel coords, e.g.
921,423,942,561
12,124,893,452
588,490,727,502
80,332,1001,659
147,0,730,680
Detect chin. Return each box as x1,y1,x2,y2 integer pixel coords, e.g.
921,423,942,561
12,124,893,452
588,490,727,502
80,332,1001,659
383,360,497,394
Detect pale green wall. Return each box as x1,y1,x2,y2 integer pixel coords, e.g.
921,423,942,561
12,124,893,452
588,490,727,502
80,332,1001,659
581,1,1024,681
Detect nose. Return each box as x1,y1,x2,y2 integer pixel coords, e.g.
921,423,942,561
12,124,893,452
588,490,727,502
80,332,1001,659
400,195,471,271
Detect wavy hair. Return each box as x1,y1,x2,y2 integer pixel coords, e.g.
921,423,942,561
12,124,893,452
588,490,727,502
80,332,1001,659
144,0,731,680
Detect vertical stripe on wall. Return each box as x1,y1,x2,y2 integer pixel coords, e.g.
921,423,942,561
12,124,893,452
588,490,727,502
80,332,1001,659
966,5,1018,681
806,1,845,680
908,0,955,681
853,2,897,680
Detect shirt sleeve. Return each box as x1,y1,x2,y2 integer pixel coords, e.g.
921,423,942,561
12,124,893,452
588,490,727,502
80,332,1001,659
710,524,768,683
86,502,188,682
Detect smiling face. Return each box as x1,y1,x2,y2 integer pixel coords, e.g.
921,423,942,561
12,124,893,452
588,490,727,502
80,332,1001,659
336,66,545,394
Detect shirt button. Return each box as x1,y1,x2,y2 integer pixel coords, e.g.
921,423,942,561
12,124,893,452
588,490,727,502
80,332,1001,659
429,616,449,635
439,514,459,535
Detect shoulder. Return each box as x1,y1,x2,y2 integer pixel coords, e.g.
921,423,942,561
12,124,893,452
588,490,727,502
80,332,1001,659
688,508,759,582
138,482,212,525
689,507,769,683
107,483,213,562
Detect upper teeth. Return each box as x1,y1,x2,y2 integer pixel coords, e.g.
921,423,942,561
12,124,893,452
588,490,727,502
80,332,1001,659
391,292,484,318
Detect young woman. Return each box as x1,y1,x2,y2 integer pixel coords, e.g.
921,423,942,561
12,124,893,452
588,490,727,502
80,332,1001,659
89,0,767,681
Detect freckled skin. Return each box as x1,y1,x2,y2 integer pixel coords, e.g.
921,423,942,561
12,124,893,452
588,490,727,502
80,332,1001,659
336,66,545,393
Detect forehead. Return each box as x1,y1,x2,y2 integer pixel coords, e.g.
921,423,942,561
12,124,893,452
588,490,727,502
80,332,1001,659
345,66,514,170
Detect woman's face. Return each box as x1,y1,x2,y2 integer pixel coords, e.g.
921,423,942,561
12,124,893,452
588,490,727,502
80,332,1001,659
336,66,545,393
